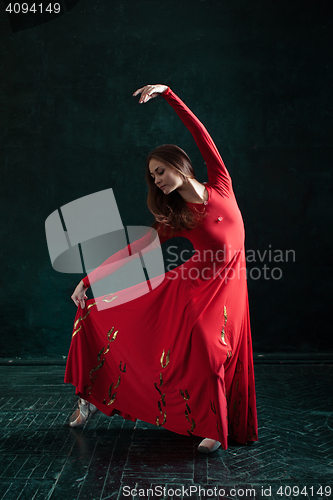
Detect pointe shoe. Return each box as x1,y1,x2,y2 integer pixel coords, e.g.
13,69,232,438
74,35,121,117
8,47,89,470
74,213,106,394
197,438,221,453
69,398,98,427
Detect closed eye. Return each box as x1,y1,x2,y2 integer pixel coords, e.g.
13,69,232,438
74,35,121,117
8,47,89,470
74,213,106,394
151,169,164,178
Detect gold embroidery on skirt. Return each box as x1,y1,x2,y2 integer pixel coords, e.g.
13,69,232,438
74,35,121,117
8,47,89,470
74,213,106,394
155,349,171,427
179,389,190,401
97,347,104,363
103,364,126,406
179,389,196,435
74,311,89,330
106,375,121,406
224,305,228,324
160,350,170,369
72,302,98,338
119,361,126,373
154,383,162,396
86,358,105,395
221,305,228,345
107,393,116,405
103,327,119,355
86,325,120,396
102,293,119,303
187,418,196,435
108,326,119,342
87,302,97,310
72,325,82,338
156,411,167,426
114,375,121,389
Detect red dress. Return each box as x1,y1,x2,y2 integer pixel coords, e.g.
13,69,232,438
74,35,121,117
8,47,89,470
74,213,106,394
64,88,258,449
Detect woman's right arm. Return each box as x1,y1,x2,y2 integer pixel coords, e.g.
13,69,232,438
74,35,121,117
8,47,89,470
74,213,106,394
71,229,158,308
71,246,131,309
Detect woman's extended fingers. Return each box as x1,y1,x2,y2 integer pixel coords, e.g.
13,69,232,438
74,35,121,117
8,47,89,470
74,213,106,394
132,87,144,97
133,85,154,103
133,84,167,103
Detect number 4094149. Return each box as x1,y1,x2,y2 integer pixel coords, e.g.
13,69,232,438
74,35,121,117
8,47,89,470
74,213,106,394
276,485,332,497
5,3,61,14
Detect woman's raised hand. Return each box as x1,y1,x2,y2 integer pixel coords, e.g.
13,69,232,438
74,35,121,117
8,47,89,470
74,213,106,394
133,84,168,104
71,281,88,309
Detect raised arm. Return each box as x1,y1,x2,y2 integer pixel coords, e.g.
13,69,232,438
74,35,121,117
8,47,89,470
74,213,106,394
133,84,232,196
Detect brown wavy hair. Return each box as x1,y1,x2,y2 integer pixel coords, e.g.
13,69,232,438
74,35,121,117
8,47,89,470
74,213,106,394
146,144,204,234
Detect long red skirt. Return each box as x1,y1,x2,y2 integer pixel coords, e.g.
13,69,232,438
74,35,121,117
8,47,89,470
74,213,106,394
65,248,258,450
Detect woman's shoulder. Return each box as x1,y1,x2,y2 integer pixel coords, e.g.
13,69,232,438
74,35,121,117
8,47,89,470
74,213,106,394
204,180,235,200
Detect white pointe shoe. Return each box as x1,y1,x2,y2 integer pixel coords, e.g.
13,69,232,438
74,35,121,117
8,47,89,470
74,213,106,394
69,398,98,427
197,438,221,453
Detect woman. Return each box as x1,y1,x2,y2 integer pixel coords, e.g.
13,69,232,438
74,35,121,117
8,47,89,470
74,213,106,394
65,84,258,453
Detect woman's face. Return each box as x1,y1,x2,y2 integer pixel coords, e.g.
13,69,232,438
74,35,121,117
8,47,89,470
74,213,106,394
149,158,184,195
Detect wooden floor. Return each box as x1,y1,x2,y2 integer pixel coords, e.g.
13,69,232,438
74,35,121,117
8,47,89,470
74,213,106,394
0,363,332,499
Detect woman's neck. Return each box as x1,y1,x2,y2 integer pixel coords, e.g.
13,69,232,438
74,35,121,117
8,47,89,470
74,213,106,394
177,178,208,204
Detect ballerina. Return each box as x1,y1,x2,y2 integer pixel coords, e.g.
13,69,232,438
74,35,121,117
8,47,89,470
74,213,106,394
66,84,258,453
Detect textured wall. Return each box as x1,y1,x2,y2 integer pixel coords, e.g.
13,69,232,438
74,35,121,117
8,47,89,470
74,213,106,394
0,0,331,357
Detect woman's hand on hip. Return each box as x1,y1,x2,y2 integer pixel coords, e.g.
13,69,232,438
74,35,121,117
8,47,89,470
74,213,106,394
133,84,168,103
71,281,88,309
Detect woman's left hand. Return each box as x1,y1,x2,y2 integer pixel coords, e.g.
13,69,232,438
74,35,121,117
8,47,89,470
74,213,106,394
132,84,168,103
71,280,89,309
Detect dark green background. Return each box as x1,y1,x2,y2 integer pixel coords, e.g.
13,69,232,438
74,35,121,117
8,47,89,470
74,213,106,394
0,0,332,358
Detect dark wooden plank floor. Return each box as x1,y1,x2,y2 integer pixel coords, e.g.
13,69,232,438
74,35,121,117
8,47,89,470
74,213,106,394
0,364,332,500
